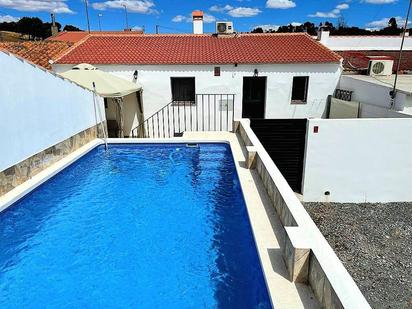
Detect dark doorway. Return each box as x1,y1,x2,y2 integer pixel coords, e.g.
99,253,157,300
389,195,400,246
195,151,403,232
250,119,307,193
242,77,266,118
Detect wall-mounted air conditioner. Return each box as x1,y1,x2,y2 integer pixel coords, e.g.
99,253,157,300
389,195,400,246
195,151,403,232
367,58,394,76
216,22,234,34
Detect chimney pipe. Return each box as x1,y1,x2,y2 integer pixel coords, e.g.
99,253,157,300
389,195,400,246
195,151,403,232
50,13,58,37
192,10,204,34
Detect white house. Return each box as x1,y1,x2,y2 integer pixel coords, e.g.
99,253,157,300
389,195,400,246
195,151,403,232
52,12,342,136
317,29,412,51
316,30,412,74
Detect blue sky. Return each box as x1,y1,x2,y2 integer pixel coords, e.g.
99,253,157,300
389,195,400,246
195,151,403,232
0,0,410,33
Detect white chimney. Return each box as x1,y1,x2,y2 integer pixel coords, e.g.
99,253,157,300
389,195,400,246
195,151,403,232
317,28,330,45
192,10,203,34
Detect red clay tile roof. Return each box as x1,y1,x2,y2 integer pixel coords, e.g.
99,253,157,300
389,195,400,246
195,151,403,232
338,50,412,72
0,41,72,70
55,33,342,65
47,31,144,43
47,31,89,43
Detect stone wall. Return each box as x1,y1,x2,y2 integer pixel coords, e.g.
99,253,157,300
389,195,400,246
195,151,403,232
0,125,101,197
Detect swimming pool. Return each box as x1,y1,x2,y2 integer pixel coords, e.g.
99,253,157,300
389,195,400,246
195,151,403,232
0,143,271,308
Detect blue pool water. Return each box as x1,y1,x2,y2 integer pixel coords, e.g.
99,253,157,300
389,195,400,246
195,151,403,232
0,143,271,308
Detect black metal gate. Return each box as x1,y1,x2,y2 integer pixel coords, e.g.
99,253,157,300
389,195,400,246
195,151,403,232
250,119,307,193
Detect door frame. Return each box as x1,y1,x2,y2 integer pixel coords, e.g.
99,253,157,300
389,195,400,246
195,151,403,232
241,76,267,119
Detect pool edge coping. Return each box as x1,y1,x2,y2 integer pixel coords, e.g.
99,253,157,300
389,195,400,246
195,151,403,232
0,139,102,213
0,138,235,213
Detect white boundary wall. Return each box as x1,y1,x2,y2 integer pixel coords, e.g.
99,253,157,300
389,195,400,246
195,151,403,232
302,118,412,203
54,63,342,120
0,52,105,172
319,35,412,51
329,98,412,119
338,75,407,111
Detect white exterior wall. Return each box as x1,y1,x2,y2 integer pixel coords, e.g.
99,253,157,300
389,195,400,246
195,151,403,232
339,75,406,111
54,63,342,122
319,36,412,51
302,118,412,203
0,52,105,172
106,93,139,137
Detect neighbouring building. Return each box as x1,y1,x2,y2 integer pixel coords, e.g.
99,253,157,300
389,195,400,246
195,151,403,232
0,41,72,70
317,29,412,72
47,30,144,44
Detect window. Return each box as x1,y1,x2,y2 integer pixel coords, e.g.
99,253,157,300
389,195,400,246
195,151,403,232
291,76,309,103
171,77,195,104
214,67,220,76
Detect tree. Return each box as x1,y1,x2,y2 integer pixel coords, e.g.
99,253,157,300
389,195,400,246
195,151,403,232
16,17,43,39
277,24,295,33
63,25,82,31
41,22,61,39
378,17,402,35
338,16,347,30
332,26,372,35
388,17,397,29
251,27,264,33
0,21,18,32
0,16,83,40
248,18,409,36
323,21,335,32
302,22,316,35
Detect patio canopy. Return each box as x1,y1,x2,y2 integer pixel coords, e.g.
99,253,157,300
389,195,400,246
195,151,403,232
60,63,141,98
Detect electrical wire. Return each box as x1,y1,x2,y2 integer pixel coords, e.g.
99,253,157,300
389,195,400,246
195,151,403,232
156,25,191,34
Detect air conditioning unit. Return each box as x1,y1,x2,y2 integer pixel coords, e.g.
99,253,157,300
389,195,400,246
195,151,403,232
367,58,394,76
216,22,234,34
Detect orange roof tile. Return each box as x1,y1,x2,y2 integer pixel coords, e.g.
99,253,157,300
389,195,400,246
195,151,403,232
55,33,342,65
192,10,204,18
47,31,89,43
47,31,144,43
0,41,72,70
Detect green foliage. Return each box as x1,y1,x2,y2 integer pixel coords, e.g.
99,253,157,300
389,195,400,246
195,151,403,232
250,17,407,36
0,16,80,40
63,25,81,32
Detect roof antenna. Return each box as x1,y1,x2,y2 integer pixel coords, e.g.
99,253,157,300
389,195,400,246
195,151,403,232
390,0,412,108
84,0,91,33
123,4,130,30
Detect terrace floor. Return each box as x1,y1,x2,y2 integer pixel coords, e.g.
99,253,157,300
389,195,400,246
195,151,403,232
304,202,412,309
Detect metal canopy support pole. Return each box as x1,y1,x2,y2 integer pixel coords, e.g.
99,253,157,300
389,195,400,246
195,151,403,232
115,97,125,138
137,90,145,137
92,82,108,150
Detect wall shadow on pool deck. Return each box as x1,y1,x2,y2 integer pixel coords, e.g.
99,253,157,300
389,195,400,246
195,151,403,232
0,124,103,197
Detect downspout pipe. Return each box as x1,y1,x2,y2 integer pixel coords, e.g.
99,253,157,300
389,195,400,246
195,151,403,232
390,0,412,108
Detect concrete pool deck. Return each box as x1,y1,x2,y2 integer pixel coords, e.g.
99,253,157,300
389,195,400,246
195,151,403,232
0,129,369,308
